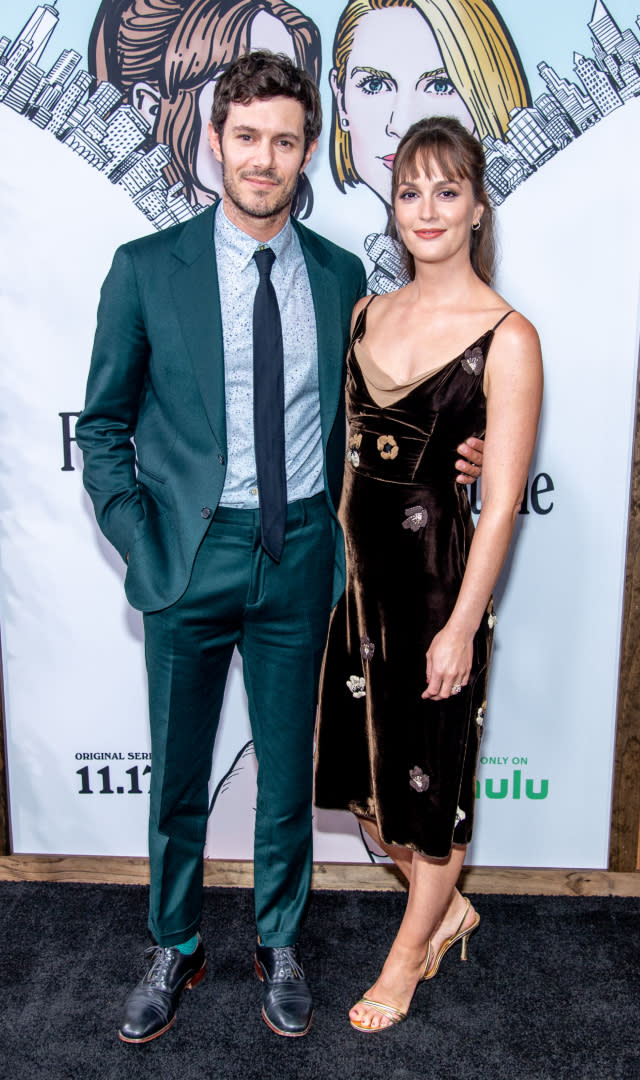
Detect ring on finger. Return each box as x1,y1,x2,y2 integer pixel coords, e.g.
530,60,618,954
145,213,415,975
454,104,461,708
451,683,463,695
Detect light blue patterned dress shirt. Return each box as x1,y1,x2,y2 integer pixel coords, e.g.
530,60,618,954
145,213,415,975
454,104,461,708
215,204,323,508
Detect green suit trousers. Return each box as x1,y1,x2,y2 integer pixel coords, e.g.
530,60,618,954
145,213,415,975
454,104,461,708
143,492,334,948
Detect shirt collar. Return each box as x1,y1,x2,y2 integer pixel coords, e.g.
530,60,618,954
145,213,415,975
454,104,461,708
215,201,293,271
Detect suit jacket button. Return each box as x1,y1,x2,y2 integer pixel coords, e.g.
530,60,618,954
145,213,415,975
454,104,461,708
218,454,224,465
201,507,212,519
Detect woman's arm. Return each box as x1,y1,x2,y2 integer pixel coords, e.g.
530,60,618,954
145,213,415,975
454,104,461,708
423,312,543,700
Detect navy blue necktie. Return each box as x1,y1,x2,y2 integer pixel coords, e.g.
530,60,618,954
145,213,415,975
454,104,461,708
253,246,287,562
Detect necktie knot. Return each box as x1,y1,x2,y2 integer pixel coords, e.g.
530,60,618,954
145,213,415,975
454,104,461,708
254,246,276,279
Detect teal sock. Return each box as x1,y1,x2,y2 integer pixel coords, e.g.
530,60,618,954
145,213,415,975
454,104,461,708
175,934,199,955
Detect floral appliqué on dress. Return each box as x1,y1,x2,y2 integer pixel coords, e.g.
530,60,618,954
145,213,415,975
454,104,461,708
346,675,366,698
347,432,362,468
360,635,375,662
455,806,466,827
377,434,399,460
461,345,484,376
402,505,428,532
409,766,430,793
487,611,497,629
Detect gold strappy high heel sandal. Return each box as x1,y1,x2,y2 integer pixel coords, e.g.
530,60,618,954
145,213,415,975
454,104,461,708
421,897,480,981
349,945,433,1032
349,996,407,1032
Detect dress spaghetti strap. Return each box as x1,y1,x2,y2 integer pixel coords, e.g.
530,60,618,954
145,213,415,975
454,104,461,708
492,310,515,332
350,294,377,347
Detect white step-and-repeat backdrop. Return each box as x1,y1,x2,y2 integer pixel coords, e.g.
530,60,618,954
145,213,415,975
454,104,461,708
1,0,639,867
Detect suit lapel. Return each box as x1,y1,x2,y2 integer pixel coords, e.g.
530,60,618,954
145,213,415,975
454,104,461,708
168,210,345,458
169,204,226,453
294,220,344,450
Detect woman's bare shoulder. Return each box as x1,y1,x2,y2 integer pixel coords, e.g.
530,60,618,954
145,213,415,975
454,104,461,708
351,293,372,320
478,282,539,348
350,291,395,333
350,293,372,332
485,308,543,399
494,309,541,353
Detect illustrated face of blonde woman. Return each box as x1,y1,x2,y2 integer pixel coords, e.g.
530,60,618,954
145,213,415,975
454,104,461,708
195,11,298,201
332,6,475,207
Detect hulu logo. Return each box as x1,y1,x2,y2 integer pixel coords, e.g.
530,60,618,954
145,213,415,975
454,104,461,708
476,760,549,801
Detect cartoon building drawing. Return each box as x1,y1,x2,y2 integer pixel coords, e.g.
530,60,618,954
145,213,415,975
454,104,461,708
6,2,59,66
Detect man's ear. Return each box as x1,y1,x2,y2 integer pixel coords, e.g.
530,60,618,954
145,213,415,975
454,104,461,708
131,82,161,130
208,122,223,164
301,138,319,173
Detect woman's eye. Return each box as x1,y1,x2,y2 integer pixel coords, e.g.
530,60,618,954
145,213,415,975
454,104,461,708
356,75,392,96
399,190,417,200
424,75,455,96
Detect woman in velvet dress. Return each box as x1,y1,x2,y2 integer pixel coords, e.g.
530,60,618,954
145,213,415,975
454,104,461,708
314,116,542,1031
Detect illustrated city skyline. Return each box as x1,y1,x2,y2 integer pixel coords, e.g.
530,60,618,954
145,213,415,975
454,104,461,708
0,0,638,231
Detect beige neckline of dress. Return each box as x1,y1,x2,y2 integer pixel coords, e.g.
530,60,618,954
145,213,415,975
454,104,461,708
350,301,514,409
352,343,460,408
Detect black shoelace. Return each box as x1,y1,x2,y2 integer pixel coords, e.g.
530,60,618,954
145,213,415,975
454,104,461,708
269,947,304,981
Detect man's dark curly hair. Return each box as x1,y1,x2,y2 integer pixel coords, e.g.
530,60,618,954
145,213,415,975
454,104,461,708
211,49,322,152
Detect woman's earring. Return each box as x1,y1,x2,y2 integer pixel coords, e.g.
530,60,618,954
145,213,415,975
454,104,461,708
340,117,350,130
471,220,481,231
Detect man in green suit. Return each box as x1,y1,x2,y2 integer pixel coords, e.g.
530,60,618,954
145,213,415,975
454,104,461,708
77,49,481,1043
76,50,365,1043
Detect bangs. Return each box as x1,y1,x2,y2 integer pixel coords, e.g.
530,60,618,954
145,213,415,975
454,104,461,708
395,140,472,189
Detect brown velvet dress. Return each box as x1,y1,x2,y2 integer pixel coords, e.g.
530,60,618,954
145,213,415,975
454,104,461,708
314,300,509,859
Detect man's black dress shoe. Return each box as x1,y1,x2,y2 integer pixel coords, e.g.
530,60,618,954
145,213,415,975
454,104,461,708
254,943,313,1037
118,936,206,1043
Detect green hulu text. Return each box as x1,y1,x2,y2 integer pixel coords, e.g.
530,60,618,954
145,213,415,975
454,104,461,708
476,769,549,801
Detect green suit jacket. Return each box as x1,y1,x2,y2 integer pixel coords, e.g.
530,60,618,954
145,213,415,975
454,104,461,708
76,204,367,613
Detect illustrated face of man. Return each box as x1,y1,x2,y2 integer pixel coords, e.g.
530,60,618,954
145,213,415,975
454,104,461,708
208,95,317,238
331,6,475,207
196,12,298,201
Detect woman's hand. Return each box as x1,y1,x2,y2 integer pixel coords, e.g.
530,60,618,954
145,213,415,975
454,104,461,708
422,626,474,700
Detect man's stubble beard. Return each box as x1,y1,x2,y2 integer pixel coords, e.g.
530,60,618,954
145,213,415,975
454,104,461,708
220,159,300,221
